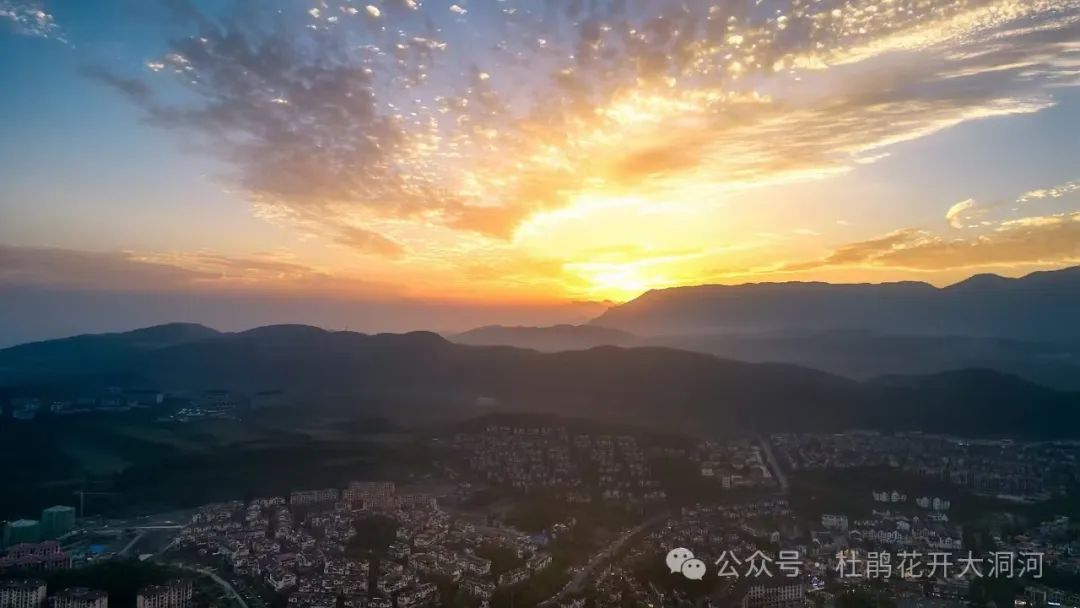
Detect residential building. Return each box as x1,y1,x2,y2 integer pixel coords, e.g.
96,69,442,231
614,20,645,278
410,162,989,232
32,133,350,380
3,521,41,547
40,507,76,539
52,588,108,608
396,582,437,608
0,579,46,608
821,514,849,531
527,552,552,572
460,578,494,600
0,540,71,572
342,482,397,510
1026,584,1080,608
135,580,192,608
740,578,805,608
288,489,339,506
497,567,531,587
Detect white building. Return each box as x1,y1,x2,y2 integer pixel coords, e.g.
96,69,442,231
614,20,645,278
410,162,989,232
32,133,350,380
52,588,108,608
821,514,849,531
343,481,397,510
741,579,805,608
0,580,46,608
135,580,192,608
288,488,339,506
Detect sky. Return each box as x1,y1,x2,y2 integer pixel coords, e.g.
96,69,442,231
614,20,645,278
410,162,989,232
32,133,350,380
1,0,1079,342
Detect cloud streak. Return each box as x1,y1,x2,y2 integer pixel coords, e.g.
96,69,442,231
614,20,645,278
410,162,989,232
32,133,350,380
0,244,398,296
779,215,1080,274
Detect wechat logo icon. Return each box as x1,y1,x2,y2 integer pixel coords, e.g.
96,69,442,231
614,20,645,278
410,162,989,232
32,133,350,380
666,547,706,580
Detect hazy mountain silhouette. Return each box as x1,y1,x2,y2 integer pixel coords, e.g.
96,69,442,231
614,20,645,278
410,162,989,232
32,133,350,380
3,324,1079,436
651,330,1080,389
448,326,1080,390
591,266,1080,339
0,322,221,384
453,324,636,351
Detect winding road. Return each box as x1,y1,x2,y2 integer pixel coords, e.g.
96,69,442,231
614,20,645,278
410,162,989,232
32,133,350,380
173,564,251,608
539,511,670,607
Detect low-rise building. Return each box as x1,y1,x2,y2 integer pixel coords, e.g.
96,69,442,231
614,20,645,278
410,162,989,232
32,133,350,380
527,552,552,572
396,582,437,608
460,578,495,600
498,567,531,587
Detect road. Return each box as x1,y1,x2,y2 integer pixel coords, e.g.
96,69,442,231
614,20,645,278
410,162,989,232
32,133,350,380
117,531,146,557
757,434,789,492
538,511,670,607
172,564,251,608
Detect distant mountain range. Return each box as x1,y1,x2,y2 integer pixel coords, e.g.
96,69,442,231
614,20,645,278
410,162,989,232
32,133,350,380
592,265,1080,339
3,323,1078,437
452,326,1080,390
450,266,1080,389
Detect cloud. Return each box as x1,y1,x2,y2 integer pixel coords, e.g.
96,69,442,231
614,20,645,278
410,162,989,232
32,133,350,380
779,230,923,271
334,226,405,258
0,244,398,295
778,213,1080,272
945,199,979,229
76,0,1080,256
939,177,1080,232
0,0,62,41
0,245,209,291
80,66,154,103
1018,180,1080,203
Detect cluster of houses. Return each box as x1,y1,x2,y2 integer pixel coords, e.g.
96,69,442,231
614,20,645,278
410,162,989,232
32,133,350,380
0,541,72,573
173,480,555,608
450,425,676,503
699,440,778,490
772,432,1075,499
839,510,964,550
2,388,287,421
2,390,163,419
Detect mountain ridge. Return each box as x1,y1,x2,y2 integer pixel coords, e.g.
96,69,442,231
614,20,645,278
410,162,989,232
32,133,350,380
3,323,1079,437
590,265,1080,339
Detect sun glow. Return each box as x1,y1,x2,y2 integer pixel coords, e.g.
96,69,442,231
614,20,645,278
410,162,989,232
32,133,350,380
569,263,658,302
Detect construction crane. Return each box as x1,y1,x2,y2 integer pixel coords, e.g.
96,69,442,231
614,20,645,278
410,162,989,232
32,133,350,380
72,489,118,518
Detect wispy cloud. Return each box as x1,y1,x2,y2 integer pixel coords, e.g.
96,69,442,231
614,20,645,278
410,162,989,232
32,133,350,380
0,245,207,291
775,170,1080,274
0,244,399,295
778,187,1080,273
1018,180,1080,203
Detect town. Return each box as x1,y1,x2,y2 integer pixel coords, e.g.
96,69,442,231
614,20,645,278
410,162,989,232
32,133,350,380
3,425,1079,607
